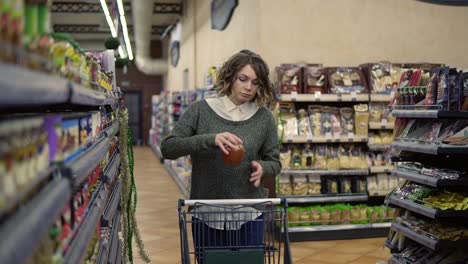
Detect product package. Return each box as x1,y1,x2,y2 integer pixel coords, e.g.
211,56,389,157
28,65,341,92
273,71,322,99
354,104,369,136
276,64,303,94
278,175,292,195
303,66,327,94
308,106,322,136
308,175,321,194
327,67,368,94
339,107,354,135
292,175,308,195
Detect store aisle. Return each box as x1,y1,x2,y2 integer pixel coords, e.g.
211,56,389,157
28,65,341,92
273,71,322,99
132,146,391,264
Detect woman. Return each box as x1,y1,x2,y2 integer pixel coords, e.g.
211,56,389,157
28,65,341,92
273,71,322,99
161,49,281,262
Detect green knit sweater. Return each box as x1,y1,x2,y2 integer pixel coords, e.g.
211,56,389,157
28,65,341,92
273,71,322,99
161,100,281,199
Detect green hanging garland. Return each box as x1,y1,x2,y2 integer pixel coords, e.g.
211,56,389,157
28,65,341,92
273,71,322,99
119,109,151,263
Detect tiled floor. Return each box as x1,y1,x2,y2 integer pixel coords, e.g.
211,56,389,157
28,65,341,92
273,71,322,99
131,146,391,264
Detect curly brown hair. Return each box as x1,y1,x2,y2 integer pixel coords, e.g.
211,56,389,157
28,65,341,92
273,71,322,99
216,50,276,107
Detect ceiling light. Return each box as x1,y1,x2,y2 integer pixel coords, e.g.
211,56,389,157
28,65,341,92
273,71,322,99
100,0,117,37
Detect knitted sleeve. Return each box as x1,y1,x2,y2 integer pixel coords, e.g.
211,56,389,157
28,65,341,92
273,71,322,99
160,101,217,159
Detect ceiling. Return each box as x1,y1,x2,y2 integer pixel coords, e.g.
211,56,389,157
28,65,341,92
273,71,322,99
50,0,181,44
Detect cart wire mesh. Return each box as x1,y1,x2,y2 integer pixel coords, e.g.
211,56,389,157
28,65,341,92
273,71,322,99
178,199,292,264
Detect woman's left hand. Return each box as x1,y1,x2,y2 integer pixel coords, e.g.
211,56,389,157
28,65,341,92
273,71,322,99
250,161,263,188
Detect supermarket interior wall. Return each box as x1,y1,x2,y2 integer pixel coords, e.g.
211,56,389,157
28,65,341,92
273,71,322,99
257,0,468,70
166,0,468,91
166,0,259,91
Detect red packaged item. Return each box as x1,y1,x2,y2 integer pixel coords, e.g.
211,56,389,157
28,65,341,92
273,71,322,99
303,66,328,94
425,69,440,106
276,64,303,94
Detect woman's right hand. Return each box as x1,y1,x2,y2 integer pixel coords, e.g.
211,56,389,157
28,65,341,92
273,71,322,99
215,132,243,155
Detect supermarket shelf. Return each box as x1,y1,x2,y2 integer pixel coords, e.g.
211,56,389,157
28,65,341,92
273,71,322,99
103,152,120,184
164,162,190,198
96,240,109,264
102,180,121,227
390,221,468,250
392,109,468,119
392,169,468,188
150,143,164,162
70,83,107,106
114,240,122,264
103,120,120,138
369,190,391,197
0,63,115,108
0,166,56,218
283,193,368,204
369,122,394,130
279,93,369,102
284,135,368,143
0,178,71,264
388,195,468,219
0,63,70,107
284,222,390,241
62,137,110,188
392,140,468,155
370,94,393,102
370,166,394,174
64,184,109,263
282,169,369,176
108,213,121,264
368,145,390,152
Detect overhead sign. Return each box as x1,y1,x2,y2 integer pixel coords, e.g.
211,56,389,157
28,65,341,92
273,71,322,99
211,0,238,31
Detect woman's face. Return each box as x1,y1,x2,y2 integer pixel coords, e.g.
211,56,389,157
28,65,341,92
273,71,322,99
229,64,259,105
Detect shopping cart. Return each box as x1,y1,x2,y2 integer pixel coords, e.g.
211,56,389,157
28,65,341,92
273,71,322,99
178,198,292,264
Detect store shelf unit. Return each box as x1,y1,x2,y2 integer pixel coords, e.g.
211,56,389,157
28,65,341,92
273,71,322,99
283,222,391,242
390,220,468,251
102,180,121,227
96,241,109,264
283,193,368,204
103,120,120,138
103,152,121,184
108,213,121,264
0,63,117,108
62,137,110,188
63,184,109,263
283,135,368,143
164,161,190,198
0,178,71,264
278,93,370,102
368,145,390,152
392,169,468,188
392,109,468,119
281,169,369,176
369,122,394,130
392,140,468,155
0,165,56,218
387,195,468,219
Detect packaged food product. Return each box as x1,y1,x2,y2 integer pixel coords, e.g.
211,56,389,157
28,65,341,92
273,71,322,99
307,106,322,136
280,144,292,169
301,144,314,169
291,145,303,168
339,145,351,169
278,175,292,195
330,208,342,225
354,104,369,136
327,145,340,170
320,107,334,136
303,66,327,94
297,109,311,136
328,67,368,94
292,175,308,195
436,67,450,109
299,208,310,226
276,64,302,94
350,207,361,224
377,174,389,192
369,103,384,123
327,177,339,194
277,103,298,138
339,178,352,193
425,69,440,106
307,175,321,194
309,208,321,225
313,145,327,169
339,107,354,135
320,209,330,225
288,207,300,225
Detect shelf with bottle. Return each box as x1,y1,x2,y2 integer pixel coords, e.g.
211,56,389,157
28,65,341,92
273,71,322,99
0,178,71,264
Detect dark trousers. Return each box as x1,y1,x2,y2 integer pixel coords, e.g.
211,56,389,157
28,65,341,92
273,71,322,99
191,215,264,264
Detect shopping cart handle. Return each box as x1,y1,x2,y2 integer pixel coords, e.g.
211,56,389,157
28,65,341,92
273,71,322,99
180,198,284,207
